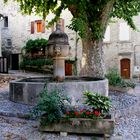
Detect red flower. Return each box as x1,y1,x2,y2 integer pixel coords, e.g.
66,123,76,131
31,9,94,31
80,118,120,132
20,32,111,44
86,111,91,115
74,111,79,116
80,109,84,113
94,111,101,116
66,111,70,115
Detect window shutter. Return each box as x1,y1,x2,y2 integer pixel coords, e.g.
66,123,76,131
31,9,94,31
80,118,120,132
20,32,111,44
31,22,34,34
37,20,42,32
42,20,46,33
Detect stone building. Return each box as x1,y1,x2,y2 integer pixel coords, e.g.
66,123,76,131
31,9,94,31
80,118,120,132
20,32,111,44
103,16,140,79
0,0,82,74
1,0,140,78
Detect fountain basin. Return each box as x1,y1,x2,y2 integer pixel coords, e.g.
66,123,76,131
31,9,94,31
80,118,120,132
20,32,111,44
9,77,108,105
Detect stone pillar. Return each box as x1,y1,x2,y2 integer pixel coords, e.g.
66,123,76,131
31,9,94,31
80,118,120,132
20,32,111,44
53,57,65,80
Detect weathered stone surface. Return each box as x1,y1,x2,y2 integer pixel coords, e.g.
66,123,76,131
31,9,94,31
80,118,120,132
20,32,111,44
0,74,22,88
4,132,27,140
40,118,114,136
9,78,108,105
109,86,133,93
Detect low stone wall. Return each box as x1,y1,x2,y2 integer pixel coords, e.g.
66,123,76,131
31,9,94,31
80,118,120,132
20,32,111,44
47,79,108,105
109,86,133,93
0,74,24,87
9,77,108,105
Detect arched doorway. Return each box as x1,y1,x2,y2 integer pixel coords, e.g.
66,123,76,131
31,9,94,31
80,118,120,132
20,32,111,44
120,58,130,79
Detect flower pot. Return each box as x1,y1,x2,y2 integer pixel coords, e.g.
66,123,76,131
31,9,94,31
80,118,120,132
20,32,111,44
40,117,114,137
109,85,133,93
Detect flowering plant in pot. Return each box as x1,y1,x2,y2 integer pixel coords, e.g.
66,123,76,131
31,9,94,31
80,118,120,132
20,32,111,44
65,91,112,119
35,89,114,136
83,91,112,119
65,105,102,119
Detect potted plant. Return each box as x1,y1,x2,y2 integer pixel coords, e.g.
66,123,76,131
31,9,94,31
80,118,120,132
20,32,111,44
106,68,136,92
31,88,69,126
83,91,112,119
32,89,114,137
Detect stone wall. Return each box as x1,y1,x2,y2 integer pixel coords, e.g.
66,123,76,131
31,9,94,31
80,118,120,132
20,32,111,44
0,73,25,87
0,0,82,74
103,17,140,78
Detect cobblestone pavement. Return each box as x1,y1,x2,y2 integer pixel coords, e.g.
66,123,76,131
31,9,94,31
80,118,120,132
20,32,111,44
0,73,139,140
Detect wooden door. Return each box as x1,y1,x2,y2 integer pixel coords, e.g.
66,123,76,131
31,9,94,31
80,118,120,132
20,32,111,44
11,54,19,70
120,58,130,79
65,63,72,76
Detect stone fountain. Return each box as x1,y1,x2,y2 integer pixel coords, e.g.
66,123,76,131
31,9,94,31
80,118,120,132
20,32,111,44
9,24,108,105
47,24,69,81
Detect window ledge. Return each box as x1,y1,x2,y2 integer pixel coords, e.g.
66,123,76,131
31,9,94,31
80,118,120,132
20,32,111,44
118,41,131,43
2,27,8,29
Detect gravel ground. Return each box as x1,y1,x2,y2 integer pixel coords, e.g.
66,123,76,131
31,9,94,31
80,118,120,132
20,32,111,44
109,92,140,140
0,78,139,139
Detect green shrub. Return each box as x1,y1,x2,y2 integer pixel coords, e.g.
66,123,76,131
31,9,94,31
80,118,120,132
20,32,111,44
20,58,53,73
32,88,69,126
32,88,112,126
22,38,48,53
20,57,53,68
125,80,136,88
105,68,122,86
106,68,136,88
20,38,52,73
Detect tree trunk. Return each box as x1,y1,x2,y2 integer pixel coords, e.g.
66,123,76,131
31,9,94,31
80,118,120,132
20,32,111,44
68,0,116,79
80,0,116,79
80,39,105,79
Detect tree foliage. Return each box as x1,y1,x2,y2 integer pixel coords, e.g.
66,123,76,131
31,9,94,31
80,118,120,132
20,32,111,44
4,0,140,40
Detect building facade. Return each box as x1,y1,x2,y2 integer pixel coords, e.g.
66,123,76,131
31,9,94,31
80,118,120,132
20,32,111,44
103,16,140,78
0,0,82,73
1,0,140,78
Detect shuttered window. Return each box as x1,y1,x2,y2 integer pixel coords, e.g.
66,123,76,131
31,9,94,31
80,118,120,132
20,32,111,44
37,21,42,32
31,20,46,34
41,20,45,33
31,22,34,34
